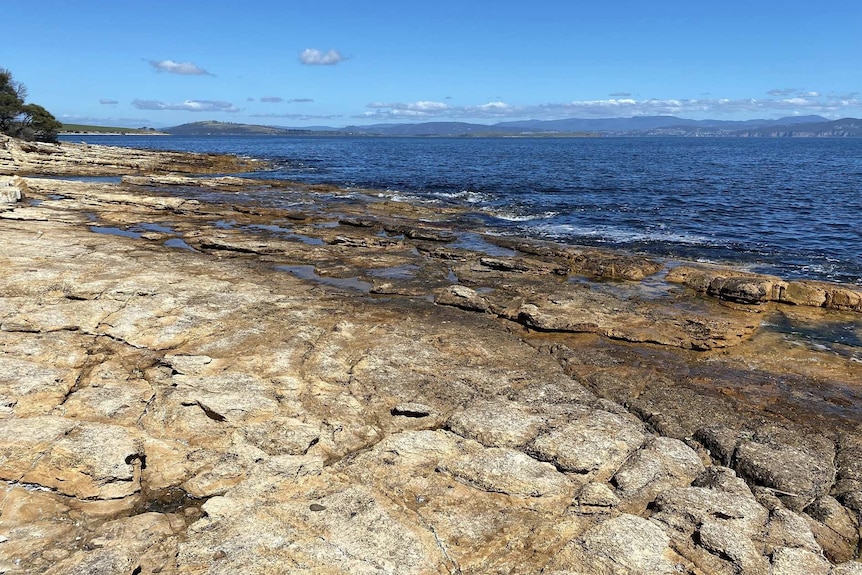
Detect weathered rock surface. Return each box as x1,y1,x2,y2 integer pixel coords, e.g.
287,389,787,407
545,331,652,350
1,137,861,574
668,264,862,312
0,175,25,204
0,134,261,176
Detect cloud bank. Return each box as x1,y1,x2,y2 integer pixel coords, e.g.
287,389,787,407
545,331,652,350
260,97,283,103
300,49,345,66
99,99,119,105
132,99,239,113
250,113,341,121
360,93,862,121
148,60,212,76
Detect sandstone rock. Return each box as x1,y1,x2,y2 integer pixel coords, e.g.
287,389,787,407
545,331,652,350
835,432,862,496
440,446,573,498
693,424,741,466
652,467,773,574
666,266,782,304
237,416,321,456
804,496,861,563
447,400,551,449
771,546,831,575
549,514,682,574
783,281,829,307
697,518,766,573
173,373,279,424
734,435,835,511
706,275,779,304
19,421,145,499
42,549,137,575
391,402,434,418
761,504,821,554
0,356,79,417
162,353,214,375
612,436,705,510
529,409,647,481
0,175,24,203
1,133,261,176
178,486,454,574
833,561,862,575
563,249,663,280
509,288,760,350
577,481,621,509
433,284,491,312
667,263,862,312
0,416,77,480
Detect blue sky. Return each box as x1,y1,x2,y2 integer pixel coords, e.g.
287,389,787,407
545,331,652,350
4,0,861,128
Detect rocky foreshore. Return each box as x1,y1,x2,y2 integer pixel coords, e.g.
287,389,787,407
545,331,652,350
2,134,862,574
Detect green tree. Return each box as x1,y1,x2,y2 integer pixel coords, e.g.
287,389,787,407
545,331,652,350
0,67,27,134
20,104,62,142
0,67,60,142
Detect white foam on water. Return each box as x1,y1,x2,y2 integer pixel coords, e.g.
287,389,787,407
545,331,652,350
485,210,560,222
528,222,709,245
432,189,491,203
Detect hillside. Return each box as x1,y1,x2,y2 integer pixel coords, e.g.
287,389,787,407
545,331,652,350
163,121,318,136
734,117,862,137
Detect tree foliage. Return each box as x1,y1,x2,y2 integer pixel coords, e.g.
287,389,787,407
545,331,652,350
0,67,60,142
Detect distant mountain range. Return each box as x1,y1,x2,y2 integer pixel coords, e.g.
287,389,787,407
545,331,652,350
163,116,862,138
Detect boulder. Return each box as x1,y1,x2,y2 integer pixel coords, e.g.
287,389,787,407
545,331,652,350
0,175,25,203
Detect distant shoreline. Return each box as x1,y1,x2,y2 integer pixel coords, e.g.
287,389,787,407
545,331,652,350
60,131,169,136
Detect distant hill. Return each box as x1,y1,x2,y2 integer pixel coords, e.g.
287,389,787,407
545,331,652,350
341,121,525,136
162,117,862,138
733,117,862,137
163,121,318,136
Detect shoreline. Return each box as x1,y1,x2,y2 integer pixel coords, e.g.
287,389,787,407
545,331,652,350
2,135,862,573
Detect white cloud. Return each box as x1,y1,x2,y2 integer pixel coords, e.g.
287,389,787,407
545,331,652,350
249,113,342,120
132,99,240,113
300,49,346,66
99,98,118,105
148,59,212,76
364,101,451,117
358,94,862,121
260,96,283,103
289,98,314,103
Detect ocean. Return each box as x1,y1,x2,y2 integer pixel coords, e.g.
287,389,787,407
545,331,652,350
60,135,862,285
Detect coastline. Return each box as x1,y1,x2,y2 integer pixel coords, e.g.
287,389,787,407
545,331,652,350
2,135,861,573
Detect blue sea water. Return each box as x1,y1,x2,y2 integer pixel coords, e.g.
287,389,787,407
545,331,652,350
61,135,862,284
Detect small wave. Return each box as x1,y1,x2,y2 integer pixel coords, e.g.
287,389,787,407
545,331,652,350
485,210,560,222
431,189,491,204
374,190,431,204
528,222,709,246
